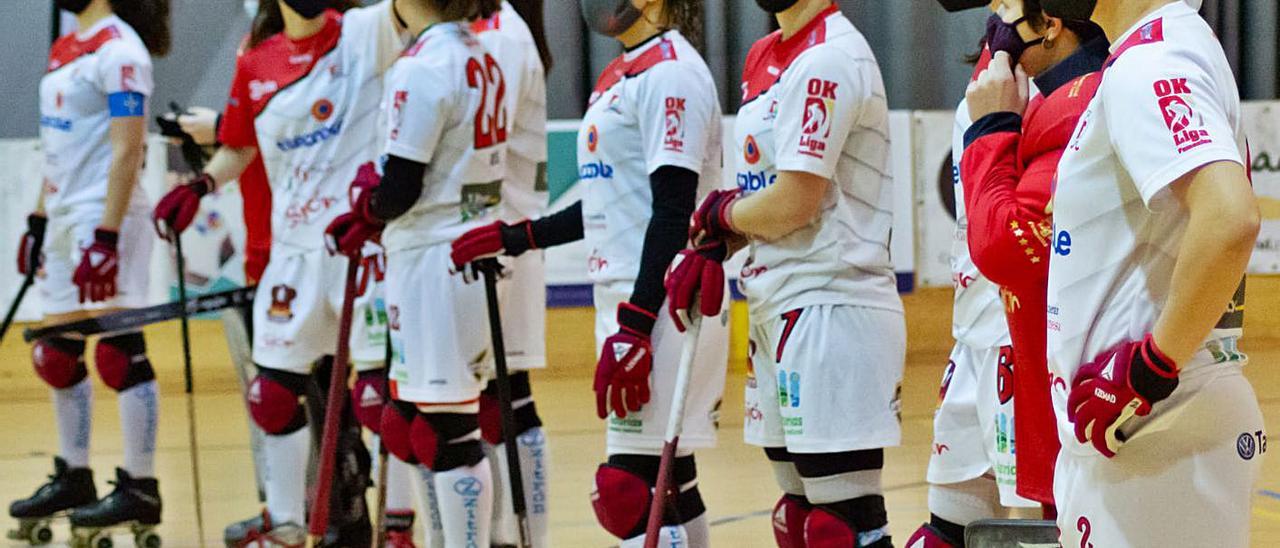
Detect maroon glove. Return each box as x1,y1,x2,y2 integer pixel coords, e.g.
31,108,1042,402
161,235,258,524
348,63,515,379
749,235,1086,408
1067,334,1179,458
594,303,656,419
73,229,120,303
450,220,533,271
17,214,47,276
152,173,213,240
689,189,740,245
325,162,384,257
664,240,727,332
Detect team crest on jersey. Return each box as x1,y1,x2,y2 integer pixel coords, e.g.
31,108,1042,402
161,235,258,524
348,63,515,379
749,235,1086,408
311,99,335,122
663,97,686,152
120,65,137,92
1153,78,1212,153
267,285,298,323
390,90,408,141
798,78,837,158
744,135,761,165
586,125,599,152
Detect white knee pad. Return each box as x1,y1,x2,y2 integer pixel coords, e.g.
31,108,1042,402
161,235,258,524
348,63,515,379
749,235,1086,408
928,475,1002,526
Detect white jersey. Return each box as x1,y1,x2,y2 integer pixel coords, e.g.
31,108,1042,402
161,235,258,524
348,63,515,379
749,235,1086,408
1047,2,1247,430
951,95,1012,348
39,15,152,217
577,30,721,287
473,1,548,221
220,4,402,254
381,21,508,252
733,7,900,321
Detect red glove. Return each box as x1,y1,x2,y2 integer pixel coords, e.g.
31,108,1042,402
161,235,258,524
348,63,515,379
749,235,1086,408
689,189,740,245
73,229,120,303
664,240,727,332
324,162,384,257
594,303,656,419
1067,334,1179,458
450,220,532,271
152,173,213,240
17,214,47,277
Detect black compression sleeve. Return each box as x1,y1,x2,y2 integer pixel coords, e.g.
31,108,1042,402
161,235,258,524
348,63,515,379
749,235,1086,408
499,201,585,255
369,155,428,222
628,166,698,314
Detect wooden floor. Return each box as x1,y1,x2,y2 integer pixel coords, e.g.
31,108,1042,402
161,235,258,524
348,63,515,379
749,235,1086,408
1,281,1278,547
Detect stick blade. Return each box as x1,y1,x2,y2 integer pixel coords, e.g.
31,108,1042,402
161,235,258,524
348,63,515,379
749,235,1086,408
963,519,1060,548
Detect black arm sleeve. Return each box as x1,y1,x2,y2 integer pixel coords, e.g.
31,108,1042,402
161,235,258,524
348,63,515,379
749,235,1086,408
369,155,427,222
500,201,585,255
628,165,698,315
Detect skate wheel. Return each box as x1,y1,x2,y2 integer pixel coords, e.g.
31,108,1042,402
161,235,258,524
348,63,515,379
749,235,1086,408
91,531,114,548
134,530,160,548
29,523,54,545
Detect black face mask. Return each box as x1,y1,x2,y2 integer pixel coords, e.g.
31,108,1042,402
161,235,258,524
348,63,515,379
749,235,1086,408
985,13,1045,64
936,0,988,12
282,0,328,19
755,0,800,14
55,0,93,14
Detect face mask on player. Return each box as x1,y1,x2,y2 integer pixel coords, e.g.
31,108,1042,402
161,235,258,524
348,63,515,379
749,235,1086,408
985,13,1044,64
1040,0,1097,21
244,0,260,17
579,0,643,37
282,0,328,19
936,0,988,12
755,0,800,13
55,0,93,14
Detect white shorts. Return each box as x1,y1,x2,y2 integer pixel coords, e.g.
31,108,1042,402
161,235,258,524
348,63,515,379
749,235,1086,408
497,252,546,371
386,243,492,404
594,281,728,455
251,245,387,373
1054,362,1264,547
744,305,905,454
38,209,153,316
926,342,1035,508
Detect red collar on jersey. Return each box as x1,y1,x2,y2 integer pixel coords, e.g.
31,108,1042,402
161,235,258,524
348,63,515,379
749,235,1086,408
588,35,680,105
739,4,839,105
472,10,501,34
238,11,342,117
48,25,121,72
1104,18,1164,70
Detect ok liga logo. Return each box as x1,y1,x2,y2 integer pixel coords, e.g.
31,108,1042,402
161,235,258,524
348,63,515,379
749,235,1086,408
1153,78,1212,154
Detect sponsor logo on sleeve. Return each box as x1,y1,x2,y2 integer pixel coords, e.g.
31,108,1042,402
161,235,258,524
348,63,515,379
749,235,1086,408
390,90,407,141
662,97,686,152
249,79,278,102
798,78,837,159
1154,78,1212,153
120,65,137,92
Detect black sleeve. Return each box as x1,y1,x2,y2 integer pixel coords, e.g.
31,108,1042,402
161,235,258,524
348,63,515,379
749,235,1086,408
500,201,585,255
628,165,698,315
369,155,428,222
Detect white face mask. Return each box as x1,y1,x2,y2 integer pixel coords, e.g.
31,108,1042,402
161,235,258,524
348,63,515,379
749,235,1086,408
1184,0,1203,10
243,0,259,17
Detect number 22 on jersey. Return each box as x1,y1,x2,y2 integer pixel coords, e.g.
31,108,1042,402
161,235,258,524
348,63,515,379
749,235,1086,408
467,53,507,149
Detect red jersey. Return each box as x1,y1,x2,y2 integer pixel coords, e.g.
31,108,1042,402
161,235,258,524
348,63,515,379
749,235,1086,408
958,36,1109,504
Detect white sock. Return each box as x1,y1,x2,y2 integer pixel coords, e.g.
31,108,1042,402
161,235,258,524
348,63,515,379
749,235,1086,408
489,427,552,547
385,454,417,514
432,459,493,548
118,380,159,478
621,524,691,548
265,426,311,525
683,512,709,548
54,378,93,468
928,476,1003,526
417,466,445,548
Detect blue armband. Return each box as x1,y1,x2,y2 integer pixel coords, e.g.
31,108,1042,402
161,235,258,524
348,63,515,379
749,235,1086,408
108,92,146,118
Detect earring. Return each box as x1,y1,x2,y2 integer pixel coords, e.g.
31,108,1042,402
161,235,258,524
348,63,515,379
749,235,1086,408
1043,37,1055,50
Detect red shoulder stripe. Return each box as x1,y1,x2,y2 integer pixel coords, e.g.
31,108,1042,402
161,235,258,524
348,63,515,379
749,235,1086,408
240,15,343,118
472,11,501,34
1104,18,1164,69
48,25,121,72
588,37,679,105
740,4,837,105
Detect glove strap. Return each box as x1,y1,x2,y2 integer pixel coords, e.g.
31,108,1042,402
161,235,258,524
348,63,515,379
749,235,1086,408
27,214,47,233
499,220,536,256
93,228,120,249
617,302,657,337
190,173,215,197
715,193,739,235
1129,334,1179,403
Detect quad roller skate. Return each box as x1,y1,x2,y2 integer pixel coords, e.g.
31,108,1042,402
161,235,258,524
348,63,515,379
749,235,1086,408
7,457,98,546
68,468,161,548
223,510,305,548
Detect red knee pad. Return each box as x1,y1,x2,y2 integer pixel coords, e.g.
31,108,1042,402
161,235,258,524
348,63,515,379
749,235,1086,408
248,374,305,435
94,334,154,391
804,508,857,548
32,338,87,389
590,464,651,539
904,524,958,548
478,392,502,445
409,413,440,469
773,495,812,548
352,371,388,434
379,403,419,465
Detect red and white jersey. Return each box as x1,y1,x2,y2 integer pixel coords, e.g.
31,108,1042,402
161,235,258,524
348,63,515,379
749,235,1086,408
380,21,508,252
1048,2,1247,423
473,1,548,222
40,15,152,216
733,6,900,320
577,30,721,286
218,4,402,253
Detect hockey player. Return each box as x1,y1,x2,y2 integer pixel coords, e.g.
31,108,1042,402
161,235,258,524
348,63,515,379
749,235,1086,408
448,1,727,545
320,1,510,546
1039,0,1263,546
151,0,407,545
665,1,903,545
9,0,171,542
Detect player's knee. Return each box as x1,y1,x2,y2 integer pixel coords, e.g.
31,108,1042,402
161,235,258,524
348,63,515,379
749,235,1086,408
805,496,892,548
351,370,387,434
247,368,308,436
412,411,485,472
478,373,543,445
765,447,806,496
32,337,88,389
380,400,419,465
94,332,155,392
591,454,703,540
773,494,812,548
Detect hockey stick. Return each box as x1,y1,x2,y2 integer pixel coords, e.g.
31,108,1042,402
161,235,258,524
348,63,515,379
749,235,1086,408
22,286,256,342
477,258,533,548
307,259,361,546
0,269,36,346
643,313,702,548
171,229,207,547
372,442,390,548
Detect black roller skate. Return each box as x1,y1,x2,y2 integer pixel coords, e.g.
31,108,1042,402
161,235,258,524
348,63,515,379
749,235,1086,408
68,468,162,548
7,457,98,546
